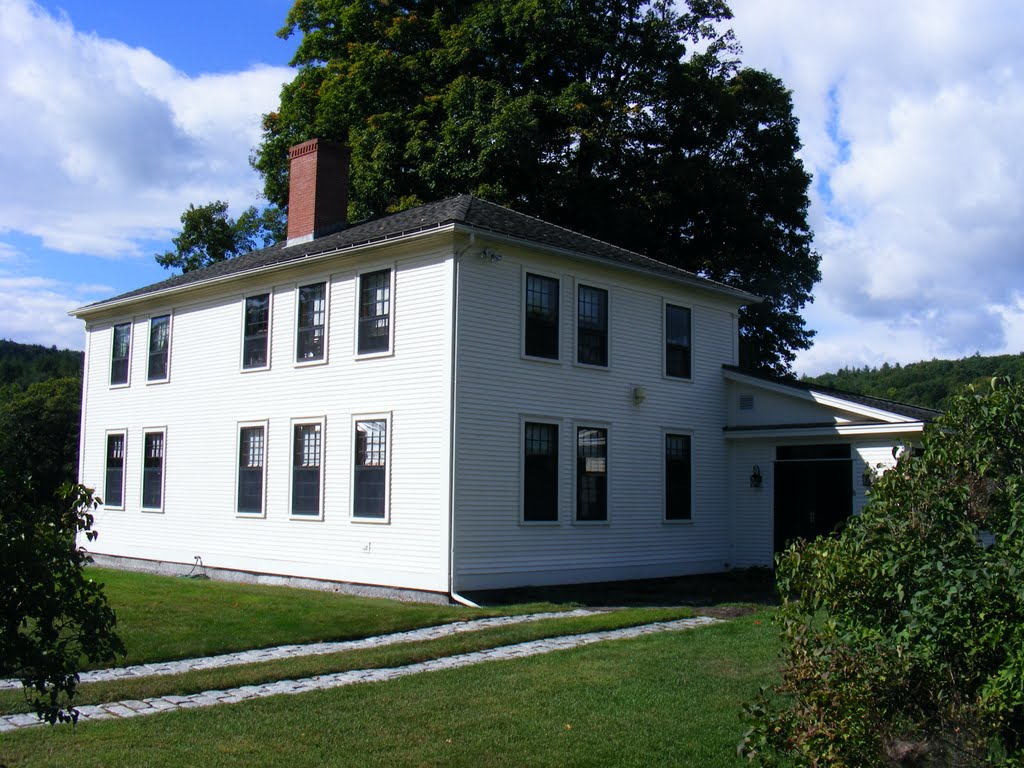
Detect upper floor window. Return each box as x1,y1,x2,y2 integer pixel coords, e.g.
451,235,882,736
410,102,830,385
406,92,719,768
291,422,323,517
577,285,608,366
576,426,607,522
353,419,388,520
147,315,170,382
242,294,270,369
524,421,558,522
296,282,326,362
665,304,692,379
110,322,131,385
525,273,559,359
142,430,165,511
104,432,125,508
237,424,266,515
665,433,692,521
358,269,392,355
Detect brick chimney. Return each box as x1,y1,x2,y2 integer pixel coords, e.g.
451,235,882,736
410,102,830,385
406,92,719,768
286,138,350,246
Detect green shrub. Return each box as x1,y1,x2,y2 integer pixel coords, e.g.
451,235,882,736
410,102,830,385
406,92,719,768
742,378,1024,766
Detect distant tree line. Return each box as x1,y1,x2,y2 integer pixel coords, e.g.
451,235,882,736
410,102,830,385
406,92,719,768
0,339,83,392
803,353,1024,411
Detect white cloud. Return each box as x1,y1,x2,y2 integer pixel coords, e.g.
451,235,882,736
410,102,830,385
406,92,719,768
728,0,1024,375
0,0,290,258
0,275,106,349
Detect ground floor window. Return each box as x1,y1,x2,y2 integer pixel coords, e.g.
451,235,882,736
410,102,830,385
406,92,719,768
292,422,323,516
353,419,388,519
237,424,266,515
576,426,607,521
665,433,692,520
141,430,165,510
104,432,125,508
524,421,558,522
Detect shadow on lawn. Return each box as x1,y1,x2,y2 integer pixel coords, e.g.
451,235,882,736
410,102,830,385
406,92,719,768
464,567,778,615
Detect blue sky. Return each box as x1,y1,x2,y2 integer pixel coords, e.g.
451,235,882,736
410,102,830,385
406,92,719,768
2,0,1023,376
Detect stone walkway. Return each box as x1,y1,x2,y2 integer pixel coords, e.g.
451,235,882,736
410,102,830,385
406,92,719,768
0,615,719,732
0,609,602,692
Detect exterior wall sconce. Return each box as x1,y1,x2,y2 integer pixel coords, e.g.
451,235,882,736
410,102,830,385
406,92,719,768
632,386,647,406
750,465,763,488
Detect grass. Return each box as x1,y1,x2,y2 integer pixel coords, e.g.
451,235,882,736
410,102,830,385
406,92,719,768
1,612,780,767
82,567,561,667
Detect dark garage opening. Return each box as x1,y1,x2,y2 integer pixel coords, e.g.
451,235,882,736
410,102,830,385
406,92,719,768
773,444,853,554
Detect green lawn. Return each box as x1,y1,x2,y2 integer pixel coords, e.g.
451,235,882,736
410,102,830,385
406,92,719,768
1,568,781,767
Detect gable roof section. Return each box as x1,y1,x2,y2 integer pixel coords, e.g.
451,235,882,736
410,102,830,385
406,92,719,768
74,195,758,316
722,364,942,426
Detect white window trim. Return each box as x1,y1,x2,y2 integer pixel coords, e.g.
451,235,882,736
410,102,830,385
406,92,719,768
140,426,167,513
519,415,562,526
572,420,612,525
235,420,269,518
103,429,127,510
109,321,133,389
521,266,563,364
353,265,396,360
662,300,694,383
145,313,173,385
350,411,392,524
293,280,330,367
662,428,695,525
240,291,273,373
573,279,612,370
289,416,326,520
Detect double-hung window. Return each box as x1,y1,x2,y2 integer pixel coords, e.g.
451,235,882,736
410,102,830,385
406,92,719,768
110,323,131,385
291,422,323,517
242,294,270,369
237,424,266,515
353,419,388,520
104,432,126,508
577,285,608,366
141,430,165,511
576,426,608,521
665,433,692,521
525,273,559,359
147,315,170,382
665,304,692,379
358,269,391,354
523,422,558,522
296,282,326,362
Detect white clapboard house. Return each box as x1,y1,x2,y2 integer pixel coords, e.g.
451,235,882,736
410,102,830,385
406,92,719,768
73,139,939,600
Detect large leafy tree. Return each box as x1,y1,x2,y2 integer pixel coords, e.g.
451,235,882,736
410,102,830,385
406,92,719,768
252,0,818,374
156,201,285,274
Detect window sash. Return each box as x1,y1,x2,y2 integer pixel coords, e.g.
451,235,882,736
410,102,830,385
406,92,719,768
104,433,125,507
142,432,164,509
110,323,131,385
524,422,558,522
576,427,607,521
358,270,391,354
147,316,170,381
291,424,321,515
353,420,387,519
665,433,692,521
525,273,559,359
577,285,608,366
296,283,326,361
665,304,691,379
237,426,265,514
242,294,270,369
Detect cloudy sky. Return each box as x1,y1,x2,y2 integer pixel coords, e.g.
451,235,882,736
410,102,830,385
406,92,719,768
1,0,1022,376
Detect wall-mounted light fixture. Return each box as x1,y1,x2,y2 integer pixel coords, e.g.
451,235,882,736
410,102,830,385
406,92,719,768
750,465,763,488
632,386,647,406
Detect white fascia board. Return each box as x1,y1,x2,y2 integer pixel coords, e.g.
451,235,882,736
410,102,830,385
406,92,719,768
71,225,458,320
724,422,926,440
451,223,760,307
722,367,908,424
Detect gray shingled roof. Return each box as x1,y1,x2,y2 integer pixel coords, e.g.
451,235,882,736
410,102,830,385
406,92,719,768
77,195,757,313
722,364,942,423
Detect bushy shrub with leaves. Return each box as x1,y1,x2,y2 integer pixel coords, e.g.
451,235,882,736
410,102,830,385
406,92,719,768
742,378,1024,766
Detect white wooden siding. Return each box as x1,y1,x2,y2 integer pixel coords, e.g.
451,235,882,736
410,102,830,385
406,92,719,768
79,241,455,593
451,240,745,590
728,385,856,426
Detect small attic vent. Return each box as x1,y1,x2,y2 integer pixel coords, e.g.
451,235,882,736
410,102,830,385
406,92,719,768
739,394,754,411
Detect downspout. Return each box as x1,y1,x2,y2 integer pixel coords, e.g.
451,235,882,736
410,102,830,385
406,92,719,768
448,232,480,608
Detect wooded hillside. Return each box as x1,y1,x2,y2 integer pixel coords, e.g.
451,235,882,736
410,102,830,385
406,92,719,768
803,353,1024,410
0,339,83,390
